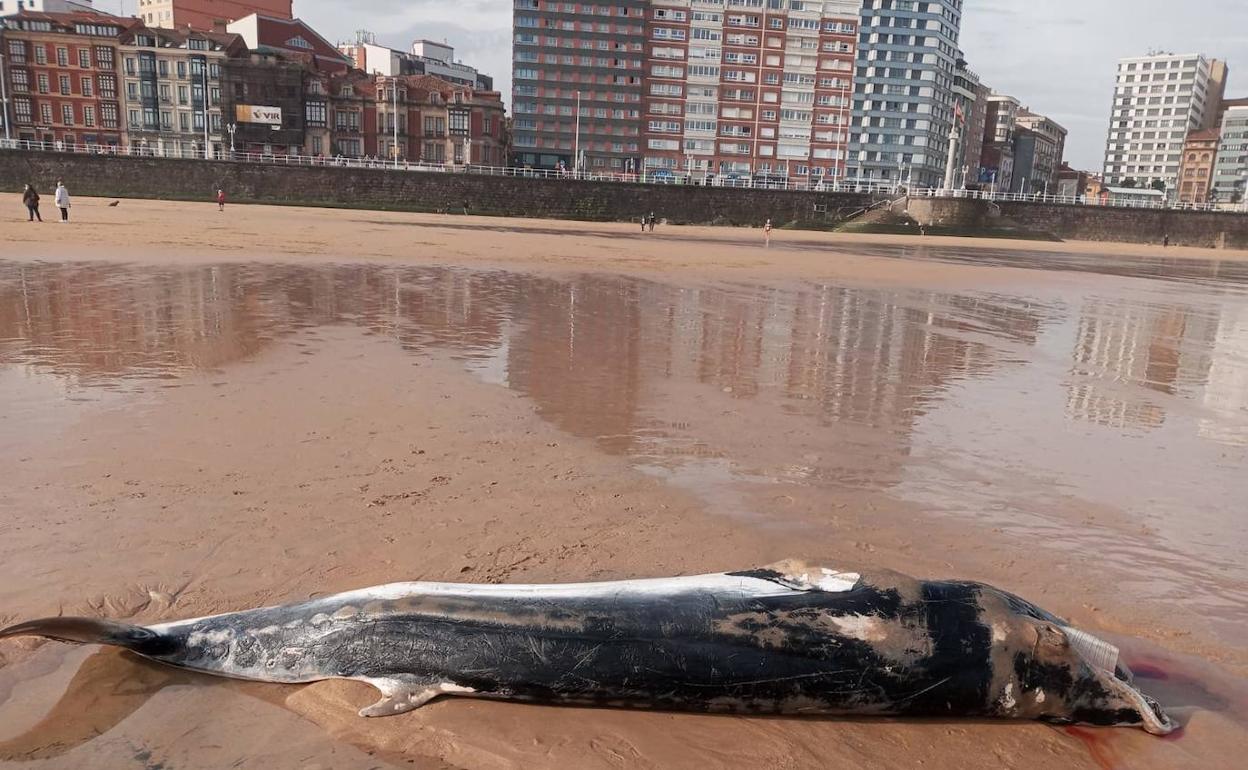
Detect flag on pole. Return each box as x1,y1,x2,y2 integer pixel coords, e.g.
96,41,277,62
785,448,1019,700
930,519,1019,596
954,101,965,124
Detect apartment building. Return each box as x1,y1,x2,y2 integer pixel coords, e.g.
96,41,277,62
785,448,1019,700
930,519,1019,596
118,26,242,158
1211,105,1248,204
1103,53,1227,193
851,0,964,188
0,0,95,17
1,11,135,146
511,0,647,171
338,35,493,91
639,0,859,182
978,92,1018,189
951,55,985,186
136,0,291,31
1013,108,1066,193
1177,128,1218,204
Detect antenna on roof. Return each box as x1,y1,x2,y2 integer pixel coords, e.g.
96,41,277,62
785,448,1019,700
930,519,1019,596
354,29,375,45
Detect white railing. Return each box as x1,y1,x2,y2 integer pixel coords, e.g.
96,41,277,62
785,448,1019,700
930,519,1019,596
1,137,1243,213
0,137,901,194
911,186,1241,213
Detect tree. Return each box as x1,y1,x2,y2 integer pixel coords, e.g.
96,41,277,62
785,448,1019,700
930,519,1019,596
1120,178,1138,188
1150,179,1167,192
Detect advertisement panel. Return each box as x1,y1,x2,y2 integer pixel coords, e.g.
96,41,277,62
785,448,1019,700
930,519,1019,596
235,105,282,125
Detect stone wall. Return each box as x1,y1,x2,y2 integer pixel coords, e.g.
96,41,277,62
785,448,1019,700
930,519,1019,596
0,151,869,228
909,195,1248,249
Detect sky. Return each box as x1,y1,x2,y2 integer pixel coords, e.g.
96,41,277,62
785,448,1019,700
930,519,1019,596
98,0,1248,172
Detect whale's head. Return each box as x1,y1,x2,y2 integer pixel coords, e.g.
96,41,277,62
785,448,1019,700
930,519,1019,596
979,587,1177,735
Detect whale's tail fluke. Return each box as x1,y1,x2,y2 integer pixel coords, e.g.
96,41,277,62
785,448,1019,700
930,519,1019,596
0,617,175,656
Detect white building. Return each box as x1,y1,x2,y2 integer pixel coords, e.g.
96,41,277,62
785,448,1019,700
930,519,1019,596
339,34,492,91
1211,105,1248,204
0,0,94,16
1102,53,1227,194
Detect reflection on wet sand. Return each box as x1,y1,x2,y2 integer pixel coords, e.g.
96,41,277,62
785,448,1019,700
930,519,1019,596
2,257,1247,769
2,259,1246,609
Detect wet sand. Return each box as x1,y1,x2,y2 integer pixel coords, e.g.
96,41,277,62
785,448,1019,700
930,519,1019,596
0,200,1247,768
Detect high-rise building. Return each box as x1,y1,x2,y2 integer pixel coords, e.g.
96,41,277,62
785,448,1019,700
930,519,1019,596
0,0,95,17
135,0,292,31
1102,53,1226,193
638,0,859,182
511,0,647,171
1211,105,1248,204
851,0,964,188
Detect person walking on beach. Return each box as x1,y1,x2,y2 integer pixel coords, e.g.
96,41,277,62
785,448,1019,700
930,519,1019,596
22,184,42,222
217,189,226,212
54,181,70,222
640,212,647,233
763,218,773,248
647,212,656,232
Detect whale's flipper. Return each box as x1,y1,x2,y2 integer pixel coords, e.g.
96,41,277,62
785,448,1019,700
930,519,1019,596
0,617,174,656
358,678,477,717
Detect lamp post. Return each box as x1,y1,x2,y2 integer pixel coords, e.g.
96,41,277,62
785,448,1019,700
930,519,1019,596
573,90,582,177
391,77,399,169
227,122,236,156
0,52,11,144
201,59,211,159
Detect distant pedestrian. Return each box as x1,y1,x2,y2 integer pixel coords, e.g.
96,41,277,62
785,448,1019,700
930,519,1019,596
217,188,226,212
1163,233,1170,247
22,184,42,222
647,211,656,232
763,218,772,248
54,180,70,222
640,213,646,233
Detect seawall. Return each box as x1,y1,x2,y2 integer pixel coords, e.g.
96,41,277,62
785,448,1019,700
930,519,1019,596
0,151,869,228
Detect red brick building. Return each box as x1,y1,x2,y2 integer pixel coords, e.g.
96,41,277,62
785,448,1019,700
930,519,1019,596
1,12,138,147
136,0,292,31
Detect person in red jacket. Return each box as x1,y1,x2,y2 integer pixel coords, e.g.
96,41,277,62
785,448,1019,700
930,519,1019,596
217,189,226,212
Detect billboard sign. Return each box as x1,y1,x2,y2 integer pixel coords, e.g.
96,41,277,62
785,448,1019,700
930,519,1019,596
235,105,282,125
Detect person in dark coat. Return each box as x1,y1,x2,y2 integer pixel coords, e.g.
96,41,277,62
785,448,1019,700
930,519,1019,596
22,184,42,222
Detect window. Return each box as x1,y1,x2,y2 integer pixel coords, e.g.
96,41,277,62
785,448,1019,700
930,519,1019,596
57,47,69,67
37,74,49,94
11,70,29,92
424,116,446,135
41,103,53,125
449,110,469,135
94,46,114,69
98,74,116,99
34,46,48,66
59,76,71,95
7,39,27,65
100,102,118,128
180,112,190,131
83,105,95,128
14,98,33,123
62,104,74,125
78,49,90,68
305,102,327,126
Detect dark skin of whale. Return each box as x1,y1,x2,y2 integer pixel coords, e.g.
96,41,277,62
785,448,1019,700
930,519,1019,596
0,562,1175,734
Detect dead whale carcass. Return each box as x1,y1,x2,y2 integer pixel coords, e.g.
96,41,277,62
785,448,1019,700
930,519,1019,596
0,561,1175,733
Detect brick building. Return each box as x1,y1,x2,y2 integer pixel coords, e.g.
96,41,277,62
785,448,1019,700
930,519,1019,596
640,0,859,183
511,0,647,171
1177,128,1218,204
136,0,291,31
1,11,136,146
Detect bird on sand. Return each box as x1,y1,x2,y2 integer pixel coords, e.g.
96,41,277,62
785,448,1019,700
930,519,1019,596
108,201,120,207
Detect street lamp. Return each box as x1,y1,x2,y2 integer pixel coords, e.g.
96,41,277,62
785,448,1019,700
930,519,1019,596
573,90,582,177
227,123,236,156
0,52,11,144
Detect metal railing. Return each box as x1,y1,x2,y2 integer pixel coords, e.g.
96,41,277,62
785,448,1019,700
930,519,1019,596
911,186,1241,213
1,137,1244,213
